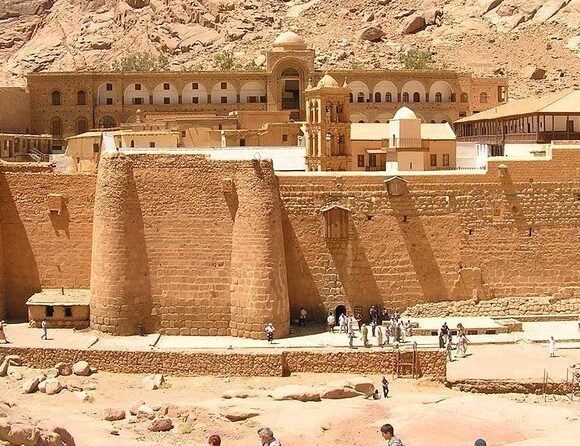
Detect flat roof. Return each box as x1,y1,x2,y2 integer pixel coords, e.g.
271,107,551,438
350,122,456,141
26,289,90,306
456,90,580,123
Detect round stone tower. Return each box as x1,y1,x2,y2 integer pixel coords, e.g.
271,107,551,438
0,221,5,321
90,151,151,335
229,160,290,339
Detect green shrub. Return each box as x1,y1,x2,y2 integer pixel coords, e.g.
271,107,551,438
215,50,235,71
111,51,169,72
399,49,432,70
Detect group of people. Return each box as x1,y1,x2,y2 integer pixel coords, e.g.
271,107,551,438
439,322,469,362
0,319,48,343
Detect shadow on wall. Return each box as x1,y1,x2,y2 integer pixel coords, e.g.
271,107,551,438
388,190,449,302
127,169,155,333
325,222,382,317
499,167,530,231
0,173,41,318
48,198,70,238
282,211,324,321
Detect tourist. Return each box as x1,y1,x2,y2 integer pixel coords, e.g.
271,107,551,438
347,314,354,334
0,321,8,344
456,333,465,358
382,307,389,323
457,322,465,336
339,313,347,333
404,320,412,337
362,323,369,347
438,326,445,349
40,319,48,340
380,423,402,446
381,376,389,398
371,319,377,337
445,333,453,362
393,310,400,321
208,434,221,446
299,307,307,327
265,323,275,344
474,440,487,446
372,389,381,400
398,320,405,343
347,322,355,349
390,319,397,341
257,427,281,446
355,312,363,332
548,336,556,358
369,305,376,325
377,323,384,347
326,312,335,333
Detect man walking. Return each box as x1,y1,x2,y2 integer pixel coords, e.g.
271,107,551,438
381,376,389,398
40,319,48,340
362,323,369,347
380,423,402,446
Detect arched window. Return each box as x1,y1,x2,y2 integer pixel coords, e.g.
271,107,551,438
77,90,87,105
51,117,62,136
357,92,365,103
385,92,392,103
130,140,135,148
349,93,354,103
281,68,299,77
374,120,380,123
98,115,117,129
435,92,442,103
76,117,88,134
402,92,409,102
358,120,365,123
480,92,488,103
51,91,61,106
374,92,381,102
460,92,468,103
413,92,420,102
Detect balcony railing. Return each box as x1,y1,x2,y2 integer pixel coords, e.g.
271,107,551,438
457,131,580,144
382,138,430,149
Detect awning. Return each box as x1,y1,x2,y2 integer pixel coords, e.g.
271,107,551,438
365,149,387,154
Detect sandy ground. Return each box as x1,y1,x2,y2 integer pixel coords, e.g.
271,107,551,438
1,364,579,446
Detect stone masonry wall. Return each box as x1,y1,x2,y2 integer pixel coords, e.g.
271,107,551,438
279,148,580,320
0,347,447,380
0,166,95,318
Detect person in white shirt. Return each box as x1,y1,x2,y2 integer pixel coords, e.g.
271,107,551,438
299,308,307,327
548,336,556,357
380,423,402,446
265,323,275,343
258,427,282,446
326,312,335,333
40,319,48,340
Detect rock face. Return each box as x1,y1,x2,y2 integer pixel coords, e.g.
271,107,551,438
72,361,91,377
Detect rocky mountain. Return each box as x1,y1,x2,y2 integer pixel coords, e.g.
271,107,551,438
0,0,579,99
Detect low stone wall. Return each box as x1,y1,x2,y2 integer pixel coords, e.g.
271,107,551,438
404,296,580,318
448,379,572,395
0,347,447,380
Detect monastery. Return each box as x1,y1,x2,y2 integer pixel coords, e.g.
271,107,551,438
0,33,578,340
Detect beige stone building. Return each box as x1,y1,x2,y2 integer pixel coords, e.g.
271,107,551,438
10,31,506,153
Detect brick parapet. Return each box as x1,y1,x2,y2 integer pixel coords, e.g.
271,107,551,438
0,347,446,380
448,379,572,395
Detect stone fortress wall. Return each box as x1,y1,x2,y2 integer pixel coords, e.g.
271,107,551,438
0,147,579,336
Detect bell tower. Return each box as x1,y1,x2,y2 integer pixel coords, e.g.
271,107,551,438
304,75,351,171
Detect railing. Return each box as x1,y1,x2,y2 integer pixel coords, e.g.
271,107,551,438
457,131,580,144
382,138,430,149
28,148,50,162
366,165,386,171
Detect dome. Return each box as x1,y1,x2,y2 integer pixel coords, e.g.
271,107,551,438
317,74,339,88
273,31,306,49
393,106,418,120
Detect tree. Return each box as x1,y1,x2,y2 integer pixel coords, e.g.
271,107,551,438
215,50,235,71
111,51,169,71
399,49,432,70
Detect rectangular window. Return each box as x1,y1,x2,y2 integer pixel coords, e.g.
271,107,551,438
192,97,199,104
163,83,170,90
181,131,186,137
282,134,288,142
357,154,364,167
192,82,198,90
106,98,113,105
93,143,99,153
163,97,170,104
248,96,257,103
133,97,142,105
149,142,155,148
443,154,450,166
409,162,413,170
240,138,246,146
135,84,141,91
221,82,227,90
260,96,267,103
106,83,113,91
430,154,437,166
64,307,73,318
221,96,227,104
45,306,54,317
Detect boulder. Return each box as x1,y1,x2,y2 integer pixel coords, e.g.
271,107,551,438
103,408,126,422
423,6,443,26
38,380,47,393
479,0,504,14
129,401,145,416
359,26,385,42
270,385,321,402
45,379,63,395
45,425,75,446
54,363,72,377
400,14,426,34
38,432,66,446
22,377,41,394
0,360,9,377
5,423,40,446
319,385,363,399
345,377,375,397
222,408,260,422
8,370,23,381
4,355,22,366
46,368,60,379
74,391,91,403
523,66,546,80
148,418,173,432
72,361,91,376
137,404,155,419
532,0,567,23
124,0,150,8
142,374,164,390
